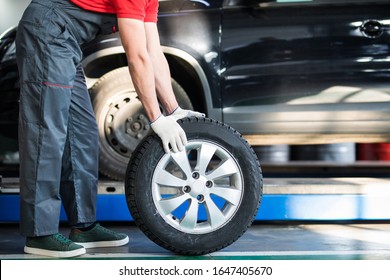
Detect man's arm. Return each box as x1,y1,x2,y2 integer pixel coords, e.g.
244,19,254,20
117,18,164,122
117,18,186,153
144,22,179,114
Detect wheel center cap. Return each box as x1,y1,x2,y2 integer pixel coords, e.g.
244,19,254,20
191,180,205,195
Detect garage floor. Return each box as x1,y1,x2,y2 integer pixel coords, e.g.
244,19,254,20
1,222,390,260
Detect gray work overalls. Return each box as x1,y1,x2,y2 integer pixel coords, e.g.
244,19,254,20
15,0,117,236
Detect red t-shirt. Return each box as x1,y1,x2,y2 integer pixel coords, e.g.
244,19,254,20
70,0,158,22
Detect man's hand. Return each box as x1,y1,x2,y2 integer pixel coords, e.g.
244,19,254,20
169,106,205,121
150,115,187,153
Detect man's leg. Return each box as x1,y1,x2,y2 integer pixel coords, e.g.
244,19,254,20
60,65,128,248
16,1,87,258
59,65,99,226
16,2,83,237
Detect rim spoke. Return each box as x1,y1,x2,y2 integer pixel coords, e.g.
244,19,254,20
180,199,199,230
159,194,189,215
196,144,217,175
170,150,192,177
211,187,242,206
155,169,186,187
204,196,225,227
208,158,238,180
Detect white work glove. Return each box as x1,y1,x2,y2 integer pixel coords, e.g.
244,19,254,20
150,115,187,153
169,106,205,121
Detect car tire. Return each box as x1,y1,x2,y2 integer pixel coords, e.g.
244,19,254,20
125,117,263,255
89,67,193,180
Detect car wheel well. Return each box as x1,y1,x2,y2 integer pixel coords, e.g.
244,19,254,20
84,51,207,114
84,53,128,79
165,54,206,113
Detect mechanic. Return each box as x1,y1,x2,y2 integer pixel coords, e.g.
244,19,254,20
15,0,204,258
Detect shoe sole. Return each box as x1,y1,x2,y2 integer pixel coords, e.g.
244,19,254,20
24,246,86,258
74,236,129,249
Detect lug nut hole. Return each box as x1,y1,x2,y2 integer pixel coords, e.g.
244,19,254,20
192,172,200,179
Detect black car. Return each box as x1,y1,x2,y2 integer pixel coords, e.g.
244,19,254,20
1,0,390,179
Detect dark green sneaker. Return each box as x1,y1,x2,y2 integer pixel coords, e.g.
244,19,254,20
24,233,86,258
69,223,129,249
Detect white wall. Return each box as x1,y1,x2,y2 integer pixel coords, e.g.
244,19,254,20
0,0,31,35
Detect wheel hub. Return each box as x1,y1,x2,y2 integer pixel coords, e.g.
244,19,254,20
189,179,207,198
103,92,151,157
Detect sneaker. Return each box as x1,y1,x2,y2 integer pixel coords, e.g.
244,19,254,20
24,233,86,258
69,223,129,249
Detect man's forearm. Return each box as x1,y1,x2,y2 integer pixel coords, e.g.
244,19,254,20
152,49,178,115
128,58,161,122
144,22,179,115
118,18,162,122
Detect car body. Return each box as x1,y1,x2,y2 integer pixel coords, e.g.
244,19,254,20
1,0,390,178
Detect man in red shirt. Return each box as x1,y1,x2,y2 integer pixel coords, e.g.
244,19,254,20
16,0,204,258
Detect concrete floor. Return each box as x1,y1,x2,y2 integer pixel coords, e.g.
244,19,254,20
1,222,390,260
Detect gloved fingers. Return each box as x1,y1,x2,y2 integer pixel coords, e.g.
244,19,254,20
179,129,187,147
150,114,189,153
170,106,206,120
170,130,186,153
163,141,171,154
168,137,178,153
174,132,186,152
187,110,205,118
170,107,187,120
171,123,186,153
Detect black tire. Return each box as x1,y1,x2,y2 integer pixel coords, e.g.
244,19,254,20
125,117,263,255
89,67,193,180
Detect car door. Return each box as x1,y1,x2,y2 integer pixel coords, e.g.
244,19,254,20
220,0,390,141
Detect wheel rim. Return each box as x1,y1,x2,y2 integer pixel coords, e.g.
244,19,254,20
152,140,244,234
102,90,151,158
